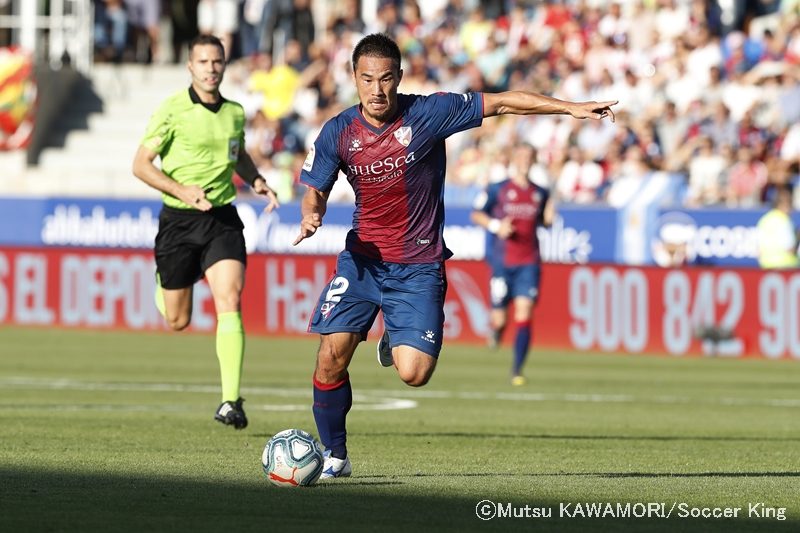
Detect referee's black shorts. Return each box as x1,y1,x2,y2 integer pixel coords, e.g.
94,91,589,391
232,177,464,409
155,204,247,290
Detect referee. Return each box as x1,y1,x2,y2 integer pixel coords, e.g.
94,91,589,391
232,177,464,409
132,34,279,430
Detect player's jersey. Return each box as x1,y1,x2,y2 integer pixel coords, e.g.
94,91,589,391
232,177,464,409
473,178,550,269
300,92,484,263
141,87,245,209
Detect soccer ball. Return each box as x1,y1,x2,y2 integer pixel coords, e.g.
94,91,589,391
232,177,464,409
262,429,324,487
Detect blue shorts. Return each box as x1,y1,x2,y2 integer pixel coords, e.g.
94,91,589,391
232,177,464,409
490,264,541,309
308,251,447,357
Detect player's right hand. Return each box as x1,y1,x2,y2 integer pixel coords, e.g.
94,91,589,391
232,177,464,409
497,217,514,239
182,185,212,211
292,213,322,246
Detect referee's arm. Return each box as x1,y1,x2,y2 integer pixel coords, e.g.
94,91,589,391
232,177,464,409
236,150,280,213
133,144,213,210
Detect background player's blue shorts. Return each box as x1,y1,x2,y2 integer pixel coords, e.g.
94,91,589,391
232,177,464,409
308,251,447,358
489,264,541,309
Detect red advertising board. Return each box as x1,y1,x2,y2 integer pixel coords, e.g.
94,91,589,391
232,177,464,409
1,247,799,360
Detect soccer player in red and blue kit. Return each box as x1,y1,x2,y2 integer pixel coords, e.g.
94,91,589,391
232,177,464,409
293,33,616,478
471,144,555,386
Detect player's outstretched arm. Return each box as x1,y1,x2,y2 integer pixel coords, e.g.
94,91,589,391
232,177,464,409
132,145,213,210
292,186,329,246
483,91,617,122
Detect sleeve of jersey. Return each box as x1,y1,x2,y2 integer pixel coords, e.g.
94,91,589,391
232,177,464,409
140,101,175,155
427,92,484,139
298,121,342,193
537,187,550,225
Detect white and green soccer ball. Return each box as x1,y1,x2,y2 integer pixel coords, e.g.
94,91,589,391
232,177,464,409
262,429,324,487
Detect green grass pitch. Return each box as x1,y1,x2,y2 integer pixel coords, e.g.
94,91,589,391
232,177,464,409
1,327,799,532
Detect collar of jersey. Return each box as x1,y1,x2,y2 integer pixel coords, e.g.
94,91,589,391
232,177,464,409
356,103,401,135
188,86,225,113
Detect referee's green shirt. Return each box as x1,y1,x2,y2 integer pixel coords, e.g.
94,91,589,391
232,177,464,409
141,87,246,209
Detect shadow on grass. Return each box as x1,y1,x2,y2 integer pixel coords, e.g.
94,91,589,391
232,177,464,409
1,467,797,533
367,432,800,443
362,472,800,479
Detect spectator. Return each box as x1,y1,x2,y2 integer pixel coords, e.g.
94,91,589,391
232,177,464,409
606,144,652,207
726,145,768,207
779,121,800,166
125,0,162,63
168,0,199,64
757,184,799,269
94,0,128,63
197,0,239,59
557,145,604,204
240,0,268,58
657,101,690,159
686,136,728,206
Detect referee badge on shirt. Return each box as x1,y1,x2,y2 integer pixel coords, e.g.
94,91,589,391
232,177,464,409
228,138,240,161
393,127,412,147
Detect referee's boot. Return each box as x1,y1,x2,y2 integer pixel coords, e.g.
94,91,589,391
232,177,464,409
214,397,248,430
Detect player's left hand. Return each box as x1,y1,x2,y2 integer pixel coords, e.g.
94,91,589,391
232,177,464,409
252,177,280,213
570,100,618,122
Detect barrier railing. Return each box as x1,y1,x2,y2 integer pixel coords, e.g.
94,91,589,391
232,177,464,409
0,0,92,74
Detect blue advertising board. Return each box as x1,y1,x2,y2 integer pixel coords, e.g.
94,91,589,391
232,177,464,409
0,196,791,266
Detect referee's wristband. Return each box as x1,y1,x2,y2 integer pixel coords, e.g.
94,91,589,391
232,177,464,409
487,219,502,234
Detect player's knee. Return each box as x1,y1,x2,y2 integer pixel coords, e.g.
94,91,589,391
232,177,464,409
166,313,191,331
314,364,348,384
395,348,437,387
213,293,241,313
397,365,434,387
399,370,431,387
314,349,350,383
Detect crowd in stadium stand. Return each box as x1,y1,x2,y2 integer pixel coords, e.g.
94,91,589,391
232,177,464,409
93,1,800,207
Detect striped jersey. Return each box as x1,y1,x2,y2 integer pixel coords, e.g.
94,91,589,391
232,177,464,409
300,92,484,263
473,178,550,269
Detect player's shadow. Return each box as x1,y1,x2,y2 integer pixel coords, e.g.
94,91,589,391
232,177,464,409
367,431,800,443
364,471,800,479
3,466,798,533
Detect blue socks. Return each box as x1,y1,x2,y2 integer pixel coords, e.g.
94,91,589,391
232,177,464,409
313,374,352,460
512,322,531,376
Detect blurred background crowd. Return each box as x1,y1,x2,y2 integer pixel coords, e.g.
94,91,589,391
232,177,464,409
90,0,800,207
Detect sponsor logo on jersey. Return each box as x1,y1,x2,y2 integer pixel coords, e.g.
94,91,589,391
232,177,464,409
349,138,363,152
416,237,431,246
348,151,416,183
393,126,412,147
302,145,316,171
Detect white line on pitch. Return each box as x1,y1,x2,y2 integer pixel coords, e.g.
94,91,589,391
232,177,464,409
0,377,416,411
2,377,799,409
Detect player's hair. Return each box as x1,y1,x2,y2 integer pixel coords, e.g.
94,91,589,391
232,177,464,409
351,33,401,72
189,34,225,57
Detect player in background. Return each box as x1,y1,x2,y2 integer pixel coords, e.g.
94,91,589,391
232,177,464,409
470,143,555,386
132,34,279,430
292,33,616,478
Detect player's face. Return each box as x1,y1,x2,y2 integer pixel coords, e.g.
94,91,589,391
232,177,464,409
354,55,402,127
188,44,226,97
